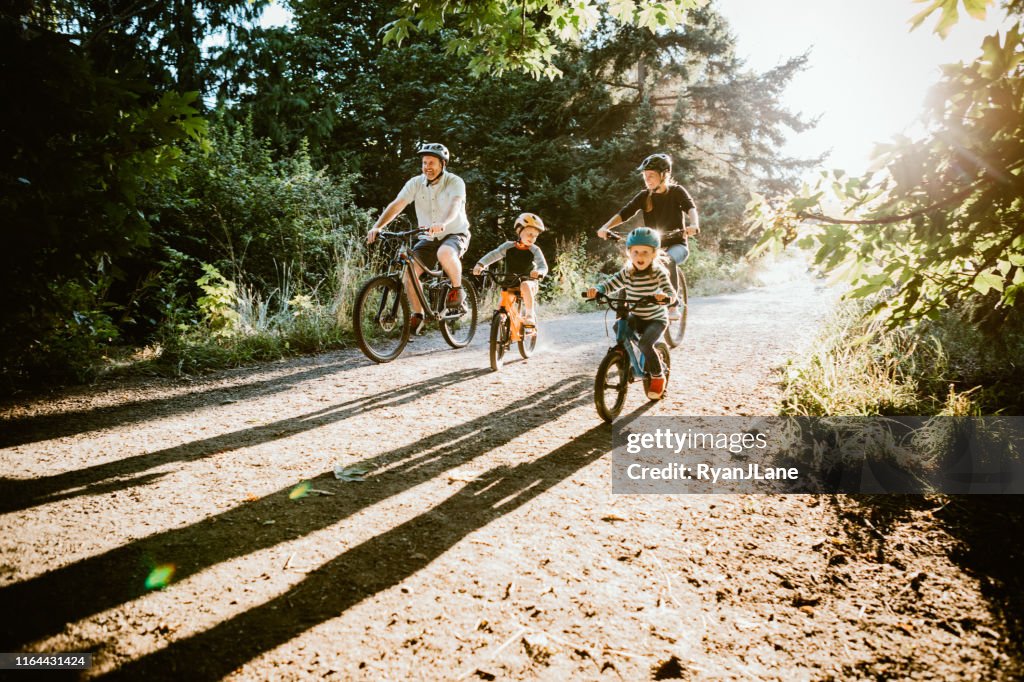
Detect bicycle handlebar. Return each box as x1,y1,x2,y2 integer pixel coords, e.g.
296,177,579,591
581,291,667,307
477,270,541,287
603,227,692,242
377,227,430,239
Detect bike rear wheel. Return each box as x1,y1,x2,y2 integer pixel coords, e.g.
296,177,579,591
440,279,479,348
517,298,537,359
665,268,688,348
489,311,509,371
643,342,672,399
595,349,629,423
353,275,410,363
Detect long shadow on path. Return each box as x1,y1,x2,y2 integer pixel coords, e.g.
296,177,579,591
99,420,617,680
0,356,364,449
0,367,488,515
0,375,591,649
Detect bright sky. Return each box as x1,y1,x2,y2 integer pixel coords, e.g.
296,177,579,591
712,0,1014,175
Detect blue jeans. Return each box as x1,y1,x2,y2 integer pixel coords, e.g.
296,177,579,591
664,244,688,300
628,315,667,376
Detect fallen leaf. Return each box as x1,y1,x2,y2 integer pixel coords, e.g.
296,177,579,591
334,464,372,482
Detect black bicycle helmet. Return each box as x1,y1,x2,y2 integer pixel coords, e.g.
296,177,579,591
637,153,672,174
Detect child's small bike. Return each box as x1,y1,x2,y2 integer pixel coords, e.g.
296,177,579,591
582,291,672,423
605,229,688,348
478,271,539,371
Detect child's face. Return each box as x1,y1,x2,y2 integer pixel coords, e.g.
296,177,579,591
629,245,657,270
518,226,541,246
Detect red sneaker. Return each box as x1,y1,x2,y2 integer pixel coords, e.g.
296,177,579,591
646,375,665,400
446,286,466,311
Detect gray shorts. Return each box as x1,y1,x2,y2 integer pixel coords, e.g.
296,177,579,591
412,233,470,269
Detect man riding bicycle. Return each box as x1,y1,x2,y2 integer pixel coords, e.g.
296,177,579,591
596,153,699,321
367,142,471,334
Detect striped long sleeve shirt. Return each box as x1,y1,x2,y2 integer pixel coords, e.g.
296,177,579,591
596,263,676,321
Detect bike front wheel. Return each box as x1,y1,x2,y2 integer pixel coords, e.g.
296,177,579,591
517,299,537,359
489,311,509,371
595,349,629,422
665,268,688,348
440,279,478,348
353,275,410,363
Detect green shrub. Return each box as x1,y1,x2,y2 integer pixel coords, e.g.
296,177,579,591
781,301,1024,416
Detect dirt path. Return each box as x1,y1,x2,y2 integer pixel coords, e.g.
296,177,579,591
1,278,1021,680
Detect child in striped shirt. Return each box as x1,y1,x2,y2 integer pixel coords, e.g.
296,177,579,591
585,227,675,399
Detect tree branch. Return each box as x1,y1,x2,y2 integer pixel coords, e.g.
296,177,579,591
798,182,982,225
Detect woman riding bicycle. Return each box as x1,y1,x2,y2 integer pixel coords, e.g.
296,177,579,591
596,153,699,321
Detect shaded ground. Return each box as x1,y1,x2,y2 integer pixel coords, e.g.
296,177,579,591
1,278,1022,680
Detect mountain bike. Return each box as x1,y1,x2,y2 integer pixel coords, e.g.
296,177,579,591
605,229,688,348
582,291,672,423
478,271,539,371
354,227,478,363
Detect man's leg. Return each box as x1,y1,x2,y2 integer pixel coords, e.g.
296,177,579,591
437,240,465,310
437,244,462,289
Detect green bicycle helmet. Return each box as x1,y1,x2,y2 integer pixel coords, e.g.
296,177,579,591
637,153,672,174
626,227,661,249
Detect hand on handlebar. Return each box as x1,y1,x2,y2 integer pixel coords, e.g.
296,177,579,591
583,287,598,300
472,264,484,276
366,227,380,244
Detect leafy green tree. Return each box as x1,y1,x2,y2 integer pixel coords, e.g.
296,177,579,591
147,115,370,294
1,14,205,384
749,1,1024,331
224,3,813,257
382,0,704,78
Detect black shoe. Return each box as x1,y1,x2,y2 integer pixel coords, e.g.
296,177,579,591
410,313,426,335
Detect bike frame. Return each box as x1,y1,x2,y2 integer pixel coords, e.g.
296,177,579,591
497,289,527,343
480,271,538,342
381,229,459,322
611,312,647,381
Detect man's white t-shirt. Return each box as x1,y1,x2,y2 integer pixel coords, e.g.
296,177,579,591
396,171,470,240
